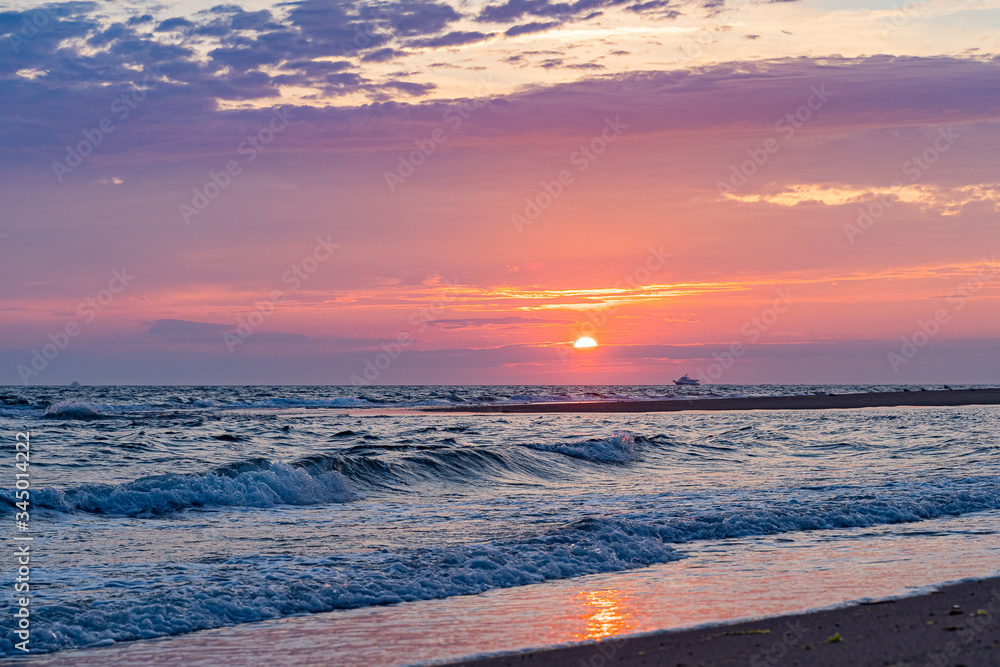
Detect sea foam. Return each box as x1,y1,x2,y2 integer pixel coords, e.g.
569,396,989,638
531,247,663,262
24,461,354,516
43,400,110,420
527,430,639,463
1,517,681,654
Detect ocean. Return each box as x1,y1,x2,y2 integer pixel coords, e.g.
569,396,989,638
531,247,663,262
2,384,999,662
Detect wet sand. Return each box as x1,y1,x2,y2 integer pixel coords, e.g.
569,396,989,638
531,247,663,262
441,577,1000,667
423,388,1000,414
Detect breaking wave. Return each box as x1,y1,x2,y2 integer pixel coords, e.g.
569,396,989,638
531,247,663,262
18,461,354,516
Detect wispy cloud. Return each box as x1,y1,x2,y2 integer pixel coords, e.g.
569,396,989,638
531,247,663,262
723,183,1000,215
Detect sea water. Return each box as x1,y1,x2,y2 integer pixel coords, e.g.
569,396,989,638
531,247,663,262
1,384,998,659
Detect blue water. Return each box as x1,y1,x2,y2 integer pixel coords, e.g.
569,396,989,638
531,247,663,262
1,384,998,656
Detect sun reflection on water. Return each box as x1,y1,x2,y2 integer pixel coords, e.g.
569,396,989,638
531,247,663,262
572,588,636,641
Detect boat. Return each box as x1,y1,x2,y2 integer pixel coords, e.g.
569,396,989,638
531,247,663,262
673,374,701,386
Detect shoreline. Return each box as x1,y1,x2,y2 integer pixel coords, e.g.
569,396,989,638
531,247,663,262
11,562,1000,666
439,576,1000,667
15,574,1000,666
421,388,1000,414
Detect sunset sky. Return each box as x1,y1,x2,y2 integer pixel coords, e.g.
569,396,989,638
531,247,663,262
2,0,999,385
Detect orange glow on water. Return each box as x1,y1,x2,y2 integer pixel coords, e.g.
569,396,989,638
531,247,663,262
572,588,636,641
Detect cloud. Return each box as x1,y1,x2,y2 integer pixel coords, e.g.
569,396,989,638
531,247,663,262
429,316,573,329
723,183,1000,216
284,0,461,54
4,22,1000,197
504,21,560,36
155,17,195,32
146,319,230,337
389,2,462,36
0,3,101,66
625,1,680,17
478,0,626,23
202,6,279,33
381,79,438,96
476,0,684,25
0,0,471,113
362,47,406,62
145,319,323,347
7,0,996,167
409,31,495,48
238,332,315,345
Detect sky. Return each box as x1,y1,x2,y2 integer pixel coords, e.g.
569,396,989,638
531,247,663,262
1,0,999,385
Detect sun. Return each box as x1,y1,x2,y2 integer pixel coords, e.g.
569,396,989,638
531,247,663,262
573,336,598,348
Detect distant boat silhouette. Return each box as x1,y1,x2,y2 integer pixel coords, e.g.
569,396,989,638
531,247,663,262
673,374,700,386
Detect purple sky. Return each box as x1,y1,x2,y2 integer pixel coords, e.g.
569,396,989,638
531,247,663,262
2,0,999,385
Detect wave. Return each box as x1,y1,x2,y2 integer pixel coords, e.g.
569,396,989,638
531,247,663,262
10,384,996,422
8,474,1000,655
173,396,377,410
640,480,1000,543
298,447,541,490
1,517,681,655
312,432,648,487
4,464,1000,654
12,426,999,523
33,396,377,420
2,433,632,517
526,430,640,463
25,392,679,420
242,396,375,408
43,400,110,420
16,461,354,516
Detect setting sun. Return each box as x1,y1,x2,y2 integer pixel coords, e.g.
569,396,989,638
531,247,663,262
573,337,598,348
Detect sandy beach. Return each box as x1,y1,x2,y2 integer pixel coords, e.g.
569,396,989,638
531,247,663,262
442,577,1000,667
423,388,1000,414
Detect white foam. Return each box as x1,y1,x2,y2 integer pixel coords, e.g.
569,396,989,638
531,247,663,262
30,462,355,516
527,430,638,463
4,517,682,655
43,400,110,420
